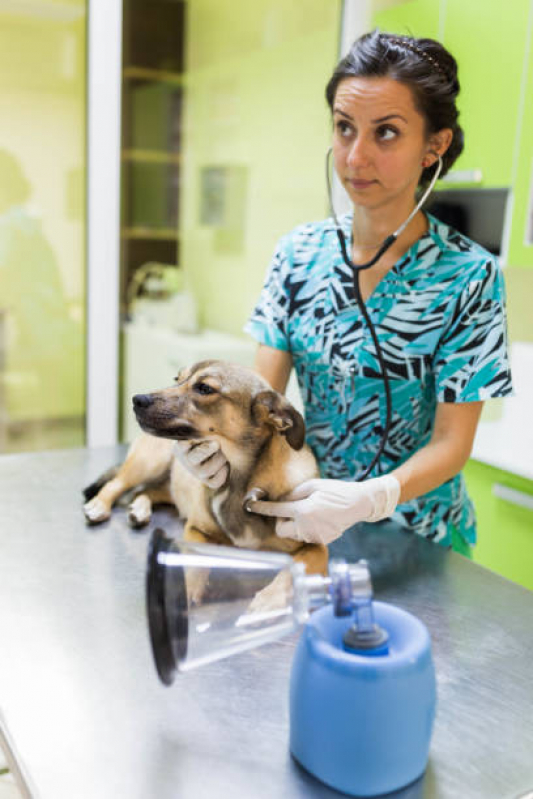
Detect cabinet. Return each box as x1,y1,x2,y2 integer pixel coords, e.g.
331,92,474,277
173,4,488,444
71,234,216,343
464,459,533,592
120,0,186,315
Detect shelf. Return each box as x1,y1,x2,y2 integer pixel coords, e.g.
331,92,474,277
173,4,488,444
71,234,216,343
122,149,180,165
123,66,184,85
122,228,179,241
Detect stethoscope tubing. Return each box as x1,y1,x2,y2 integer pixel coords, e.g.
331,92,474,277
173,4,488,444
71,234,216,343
351,269,393,479
326,150,442,479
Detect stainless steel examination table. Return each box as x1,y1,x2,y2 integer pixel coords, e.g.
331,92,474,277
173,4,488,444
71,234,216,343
0,446,532,799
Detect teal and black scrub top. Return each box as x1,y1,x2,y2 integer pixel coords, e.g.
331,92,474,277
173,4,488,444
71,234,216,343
245,213,513,547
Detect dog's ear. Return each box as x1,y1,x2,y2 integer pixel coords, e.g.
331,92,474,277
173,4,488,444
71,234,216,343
251,390,306,450
174,365,191,384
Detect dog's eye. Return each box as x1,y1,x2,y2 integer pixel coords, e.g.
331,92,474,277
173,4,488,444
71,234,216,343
194,382,216,396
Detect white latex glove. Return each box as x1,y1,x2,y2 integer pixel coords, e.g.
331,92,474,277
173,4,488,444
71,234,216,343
174,440,229,489
246,475,401,545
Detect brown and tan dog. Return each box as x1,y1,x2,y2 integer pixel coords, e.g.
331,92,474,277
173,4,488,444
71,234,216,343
83,360,328,598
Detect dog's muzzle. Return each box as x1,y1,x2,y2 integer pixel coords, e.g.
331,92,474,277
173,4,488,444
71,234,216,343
132,395,198,439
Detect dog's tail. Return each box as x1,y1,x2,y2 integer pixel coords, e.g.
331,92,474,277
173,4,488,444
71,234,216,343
82,466,120,501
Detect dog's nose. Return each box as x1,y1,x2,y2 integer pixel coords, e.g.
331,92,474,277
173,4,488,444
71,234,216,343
133,393,154,409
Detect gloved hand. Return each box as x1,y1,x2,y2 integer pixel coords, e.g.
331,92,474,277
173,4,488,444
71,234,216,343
174,440,229,489
246,475,401,545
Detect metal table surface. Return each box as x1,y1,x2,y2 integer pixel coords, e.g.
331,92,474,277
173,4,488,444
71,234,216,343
0,446,532,799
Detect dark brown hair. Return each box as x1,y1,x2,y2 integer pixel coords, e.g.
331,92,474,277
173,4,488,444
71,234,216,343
325,30,464,187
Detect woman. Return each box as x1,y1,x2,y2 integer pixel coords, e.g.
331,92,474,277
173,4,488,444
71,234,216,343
179,31,513,557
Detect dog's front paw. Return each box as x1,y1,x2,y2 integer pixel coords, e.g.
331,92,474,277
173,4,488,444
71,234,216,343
128,494,152,528
248,572,292,617
83,497,111,524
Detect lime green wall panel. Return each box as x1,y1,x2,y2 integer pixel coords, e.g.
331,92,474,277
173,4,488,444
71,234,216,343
442,0,530,188
506,10,533,268
180,0,341,336
372,0,440,39
373,0,530,188
465,460,533,591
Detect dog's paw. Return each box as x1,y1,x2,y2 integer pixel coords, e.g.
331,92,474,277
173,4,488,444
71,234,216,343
247,572,292,617
83,497,111,524
128,494,152,528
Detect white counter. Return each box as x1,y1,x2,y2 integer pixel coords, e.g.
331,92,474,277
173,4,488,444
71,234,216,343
472,341,533,480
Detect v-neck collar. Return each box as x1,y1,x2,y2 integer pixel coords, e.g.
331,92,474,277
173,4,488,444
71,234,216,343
330,211,437,313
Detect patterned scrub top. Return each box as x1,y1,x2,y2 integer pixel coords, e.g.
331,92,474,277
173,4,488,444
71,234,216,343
244,212,513,546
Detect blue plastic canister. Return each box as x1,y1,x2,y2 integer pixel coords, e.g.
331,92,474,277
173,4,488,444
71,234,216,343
289,601,436,797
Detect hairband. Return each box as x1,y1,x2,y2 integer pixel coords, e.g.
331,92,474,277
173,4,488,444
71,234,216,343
387,36,449,80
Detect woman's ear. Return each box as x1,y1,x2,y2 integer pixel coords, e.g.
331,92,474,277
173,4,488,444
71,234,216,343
425,128,453,164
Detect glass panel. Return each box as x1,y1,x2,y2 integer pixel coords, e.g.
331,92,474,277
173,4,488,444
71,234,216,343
120,0,341,440
0,0,86,453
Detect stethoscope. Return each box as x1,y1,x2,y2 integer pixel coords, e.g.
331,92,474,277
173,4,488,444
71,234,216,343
325,149,443,479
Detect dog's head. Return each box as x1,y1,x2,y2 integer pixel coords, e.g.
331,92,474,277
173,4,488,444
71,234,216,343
132,360,306,451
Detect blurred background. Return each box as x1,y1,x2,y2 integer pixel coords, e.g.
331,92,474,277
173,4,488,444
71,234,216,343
0,0,532,587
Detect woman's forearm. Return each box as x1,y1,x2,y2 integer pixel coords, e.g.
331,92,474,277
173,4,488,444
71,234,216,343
389,401,484,503
390,438,469,503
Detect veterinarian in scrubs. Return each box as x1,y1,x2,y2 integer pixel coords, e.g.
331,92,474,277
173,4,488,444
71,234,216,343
179,31,513,558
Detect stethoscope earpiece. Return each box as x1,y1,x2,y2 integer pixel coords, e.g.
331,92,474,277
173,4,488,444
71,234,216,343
422,151,443,170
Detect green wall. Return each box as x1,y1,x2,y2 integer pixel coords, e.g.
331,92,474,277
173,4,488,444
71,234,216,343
179,0,341,335
373,0,531,186
506,8,533,270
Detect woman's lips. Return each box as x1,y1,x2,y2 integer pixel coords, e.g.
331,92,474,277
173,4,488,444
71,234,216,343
348,179,376,190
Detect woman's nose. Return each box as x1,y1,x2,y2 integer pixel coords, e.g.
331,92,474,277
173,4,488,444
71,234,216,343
346,136,371,168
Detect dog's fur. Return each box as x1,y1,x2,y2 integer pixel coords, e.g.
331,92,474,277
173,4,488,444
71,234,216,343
83,360,328,595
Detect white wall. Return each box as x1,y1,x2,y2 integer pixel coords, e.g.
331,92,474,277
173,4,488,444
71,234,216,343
86,0,122,446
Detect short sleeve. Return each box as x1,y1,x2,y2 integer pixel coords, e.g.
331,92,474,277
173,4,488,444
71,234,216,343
434,257,513,402
244,237,292,351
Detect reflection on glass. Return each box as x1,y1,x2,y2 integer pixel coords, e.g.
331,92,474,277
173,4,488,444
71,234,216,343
0,3,86,453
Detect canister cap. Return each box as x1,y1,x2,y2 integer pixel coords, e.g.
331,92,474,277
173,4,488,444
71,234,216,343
343,622,389,656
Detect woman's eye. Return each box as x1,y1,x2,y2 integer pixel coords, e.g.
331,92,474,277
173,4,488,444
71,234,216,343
377,125,398,142
194,382,216,396
336,120,352,138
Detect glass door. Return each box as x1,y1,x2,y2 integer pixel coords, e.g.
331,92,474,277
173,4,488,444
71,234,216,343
0,0,86,452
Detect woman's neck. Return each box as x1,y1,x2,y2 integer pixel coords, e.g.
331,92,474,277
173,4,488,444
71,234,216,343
350,203,428,257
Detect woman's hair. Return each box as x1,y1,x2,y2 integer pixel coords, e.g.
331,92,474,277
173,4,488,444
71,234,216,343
325,30,463,187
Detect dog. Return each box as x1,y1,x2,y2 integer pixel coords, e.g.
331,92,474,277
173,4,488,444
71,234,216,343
83,360,328,606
